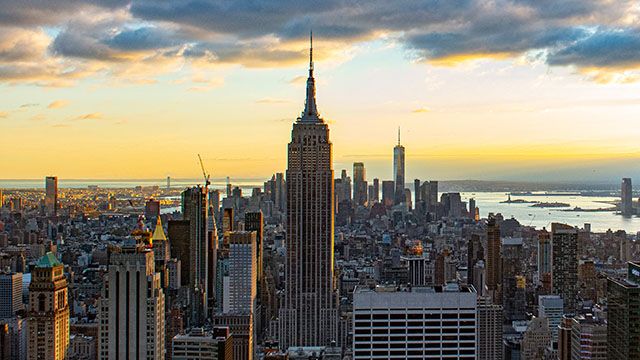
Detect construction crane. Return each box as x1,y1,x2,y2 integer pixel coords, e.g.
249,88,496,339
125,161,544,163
197,154,211,188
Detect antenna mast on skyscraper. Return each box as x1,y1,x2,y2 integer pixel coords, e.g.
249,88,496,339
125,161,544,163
398,126,401,145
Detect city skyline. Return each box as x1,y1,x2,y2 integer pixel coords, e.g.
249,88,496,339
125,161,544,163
3,2,640,181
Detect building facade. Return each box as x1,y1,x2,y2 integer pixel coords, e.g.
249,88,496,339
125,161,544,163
279,34,338,349
27,252,69,360
551,223,578,313
352,284,477,359
98,243,165,360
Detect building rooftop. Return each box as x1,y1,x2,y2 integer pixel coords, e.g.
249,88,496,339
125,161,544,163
36,252,62,268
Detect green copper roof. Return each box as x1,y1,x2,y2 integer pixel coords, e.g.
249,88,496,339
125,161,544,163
36,252,62,268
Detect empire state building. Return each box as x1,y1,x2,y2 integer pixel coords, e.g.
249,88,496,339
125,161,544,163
279,34,338,348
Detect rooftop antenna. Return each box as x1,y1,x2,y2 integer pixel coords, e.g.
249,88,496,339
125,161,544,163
398,126,401,145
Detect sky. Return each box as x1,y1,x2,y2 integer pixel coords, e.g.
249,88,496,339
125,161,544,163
2,0,640,183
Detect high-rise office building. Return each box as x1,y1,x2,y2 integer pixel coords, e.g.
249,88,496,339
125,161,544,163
216,231,257,360
209,189,221,220
381,180,395,208
621,177,633,215
427,181,438,214
45,176,57,217
0,272,23,318
486,216,501,304
607,261,640,360
172,327,233,360
477,296,503,360
539,295,564,342
393,128,405,205
414,179,421,204
275,173,286,212
558,315,573,360
521,317,551,360
98,242,165,360
168,219,191,286
405,256,433,286
182,186,209,324
551,223,578,313
467,234,484,288
372,178,379,203
352,284,477,359
570,314,607,360
279,35,338,349
226,231,257,314
244,212,263,291
145,198,161,220
468,197,476,217
353,162,367,206
537,228,552,282
27,252,69,360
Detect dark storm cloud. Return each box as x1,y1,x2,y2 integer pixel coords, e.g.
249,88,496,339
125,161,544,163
2,0,640,84
105,27,180,51
0,0,128,26
548,29,640,69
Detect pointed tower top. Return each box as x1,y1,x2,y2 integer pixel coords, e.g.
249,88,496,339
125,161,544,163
152,216,167,242
310,30,313,74
398,126,401,145
298,30,321,123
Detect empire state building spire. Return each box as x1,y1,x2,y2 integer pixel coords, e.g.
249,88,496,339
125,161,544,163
299,31,321,123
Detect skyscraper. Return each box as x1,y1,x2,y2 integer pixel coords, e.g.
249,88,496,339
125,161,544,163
537,228,552,280
27,252,69,360
245,212,263,295
621,177,633,215
226,231,257,314
182,186,209,324
607,261,640,360
414,179,421,204
477,296,503,360
486,216,502,304
352,284,477,359
352,162,367,206
393,128,405,204
551,223,578,313
467,234,484,288
539,295,564,342
372,178,379,203
98,242,165,360
0,272,23,319
381,180,395,208
45,176,57,217
279,34,338,349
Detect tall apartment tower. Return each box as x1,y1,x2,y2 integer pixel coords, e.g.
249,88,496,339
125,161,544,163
45,176,58,217
486,216,502,304
607,261,640,360
182,186,209,324
551,223,578,313
621,177,634,215
98,242,165,360
279,34,338,349
477,296,503,360
352,162,367,206
393,128,405,205
27,252,69,360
